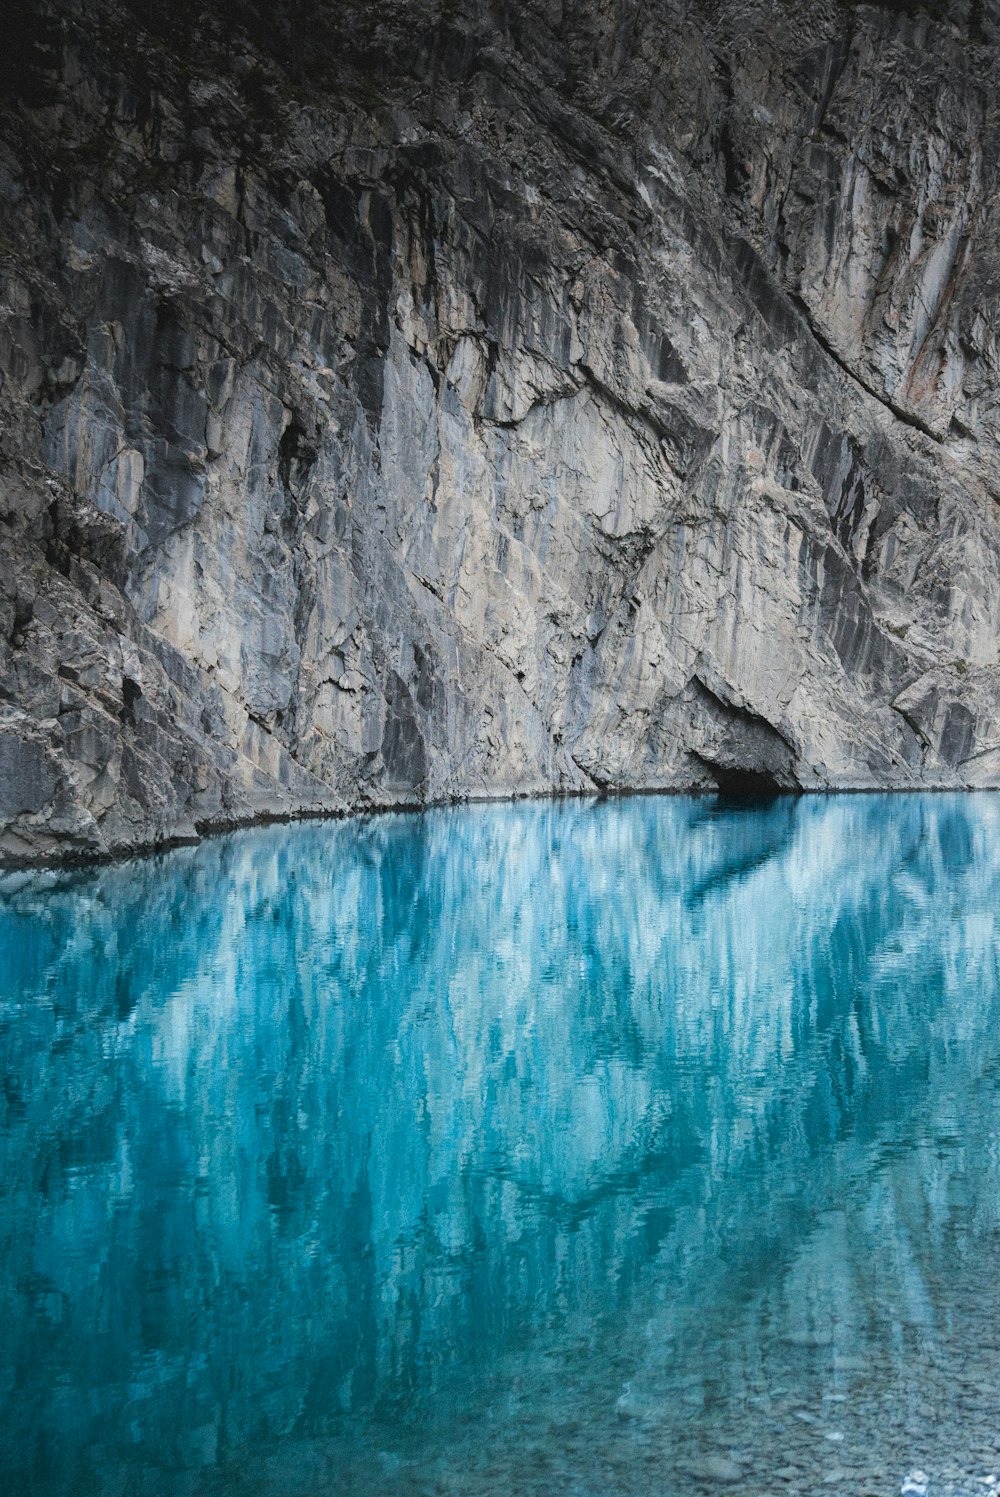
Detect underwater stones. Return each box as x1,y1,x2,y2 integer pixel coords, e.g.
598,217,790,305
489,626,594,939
680,1454,744,1483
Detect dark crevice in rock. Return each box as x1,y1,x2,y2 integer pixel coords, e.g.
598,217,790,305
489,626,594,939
570,753,611,792
120,676,142,725
787,290,945,444
730,235,946,446
277,414,317,494
804,33,853,135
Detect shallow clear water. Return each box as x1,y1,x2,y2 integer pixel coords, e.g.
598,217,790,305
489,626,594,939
3,794,1000,1496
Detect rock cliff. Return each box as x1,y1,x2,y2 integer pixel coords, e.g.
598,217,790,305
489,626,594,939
2,0,1000,862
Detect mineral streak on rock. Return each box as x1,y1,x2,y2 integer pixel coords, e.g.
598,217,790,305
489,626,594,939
2,0,1000,862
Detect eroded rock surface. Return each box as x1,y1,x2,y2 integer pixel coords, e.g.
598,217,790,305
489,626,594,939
3,0,1000,861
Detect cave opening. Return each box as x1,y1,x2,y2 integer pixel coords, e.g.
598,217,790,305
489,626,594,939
709,764,792,800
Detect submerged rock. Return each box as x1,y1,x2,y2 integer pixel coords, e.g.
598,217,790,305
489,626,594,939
680,1454,744,1483
3,0,1000,861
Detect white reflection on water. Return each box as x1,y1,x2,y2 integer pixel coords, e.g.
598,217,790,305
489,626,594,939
2,793,1000,1495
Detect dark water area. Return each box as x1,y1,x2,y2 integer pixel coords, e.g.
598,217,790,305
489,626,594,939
3,794,1000,1496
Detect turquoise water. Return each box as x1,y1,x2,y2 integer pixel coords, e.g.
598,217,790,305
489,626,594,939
3,794,1000,1497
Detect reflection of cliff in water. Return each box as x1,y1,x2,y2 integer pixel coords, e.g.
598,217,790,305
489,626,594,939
3,794,1000,1492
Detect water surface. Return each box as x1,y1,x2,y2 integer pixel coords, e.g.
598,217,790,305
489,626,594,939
3,794,1000,1496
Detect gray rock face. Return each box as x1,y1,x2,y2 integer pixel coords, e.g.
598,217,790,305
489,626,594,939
3,0,1000,861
